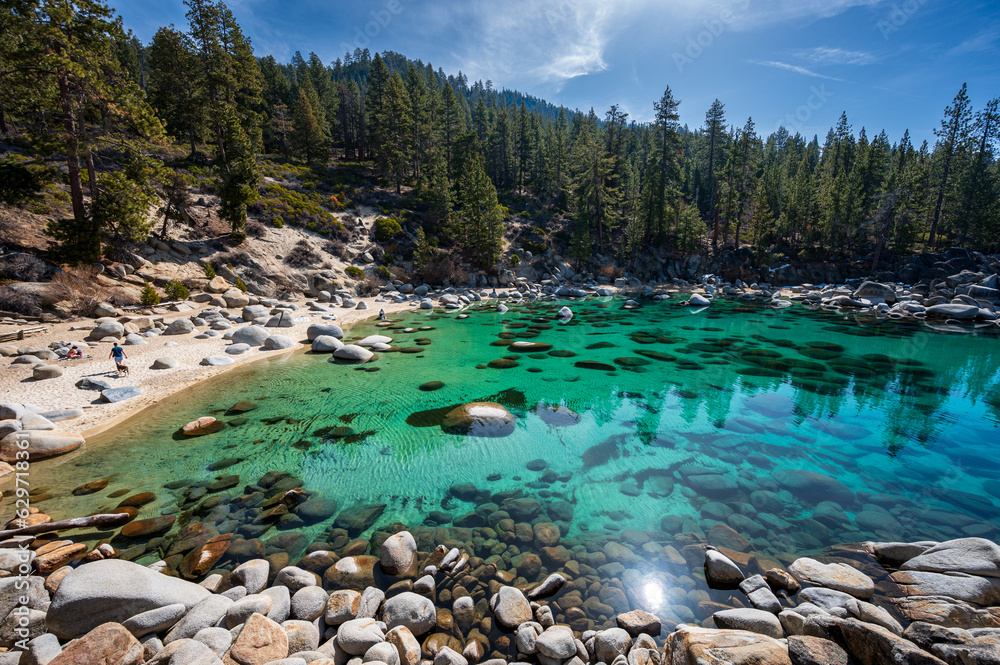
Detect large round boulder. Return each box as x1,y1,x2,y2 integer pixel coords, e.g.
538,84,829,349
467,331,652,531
312,336,344,352
333,345,374,363
87,321,124,340
307,323,344,341
231,325,271,346
0,431,84,462
263,334,295,350
382,592,436,635
45,559,211,640
441,402,515,437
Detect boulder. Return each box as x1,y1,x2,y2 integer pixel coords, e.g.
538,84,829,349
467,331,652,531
899,538,1000,578
226,343,251,355
100,386,142,402
208,276,228,293
307,324,344,341
440,402,515,437
706,549,745,587
152,357,179,369
48,622,143,665
232,325,271,346
264,334,295,350
788,558,875,600
312,336,344,352
837,618,946,665
689,293,712,307
88,321,124,340
594,628,633,663
242,305,269,321
0,431,84,462
490,586,532,631
200,356,234,366
32,365,63,380
164,319,195,335
713,608,784,638
45,560,211,640
337,618,385,655
225,612,288,664
223,288,250,308
381,592,436,635
181,417,224,436
333,345,374,362
926,303,980,320
266,311,295,328
380,531,417,576
666,625,791,665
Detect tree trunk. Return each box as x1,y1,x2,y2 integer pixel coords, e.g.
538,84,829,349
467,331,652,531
58,72,86,224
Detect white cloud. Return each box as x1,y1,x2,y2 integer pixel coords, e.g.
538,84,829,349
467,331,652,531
794,47,876,65
751,60,844,81
948,25,1000,55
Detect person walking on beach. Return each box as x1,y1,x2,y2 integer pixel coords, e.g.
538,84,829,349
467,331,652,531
109,343,127,371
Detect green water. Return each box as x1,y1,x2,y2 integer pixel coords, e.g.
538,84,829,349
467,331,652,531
26,296,1000,626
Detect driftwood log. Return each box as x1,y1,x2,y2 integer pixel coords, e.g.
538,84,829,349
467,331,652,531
0,512,131,541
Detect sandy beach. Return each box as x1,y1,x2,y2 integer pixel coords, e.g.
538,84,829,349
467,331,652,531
0,297,416,439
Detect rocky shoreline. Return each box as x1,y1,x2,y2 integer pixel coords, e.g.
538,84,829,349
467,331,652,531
1,469,998,665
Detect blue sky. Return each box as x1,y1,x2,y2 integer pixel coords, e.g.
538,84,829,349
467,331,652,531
111,0,999,145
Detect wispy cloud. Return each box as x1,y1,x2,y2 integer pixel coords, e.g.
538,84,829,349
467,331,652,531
794,46,876,65
751,60,845,81
948,25,1000,55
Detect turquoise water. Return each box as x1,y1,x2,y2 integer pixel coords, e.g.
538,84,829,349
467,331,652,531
28,296,1000,628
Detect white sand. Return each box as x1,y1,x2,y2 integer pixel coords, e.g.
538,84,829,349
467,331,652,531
1,298,414,438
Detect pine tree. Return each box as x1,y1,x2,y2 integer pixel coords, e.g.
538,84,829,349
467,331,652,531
704,99,726,249
928,83,973,246
291,89,324,163
147,26,204,157
458,152,504,269
373,72,412,194
3,0,164,263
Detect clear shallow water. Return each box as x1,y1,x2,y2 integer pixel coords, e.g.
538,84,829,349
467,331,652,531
27,297,1000,628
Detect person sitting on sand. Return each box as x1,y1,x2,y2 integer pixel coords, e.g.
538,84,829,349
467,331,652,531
109,343,127,370
378,309,386,321
67,347,82,360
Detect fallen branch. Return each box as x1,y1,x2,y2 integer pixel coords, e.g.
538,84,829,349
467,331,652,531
0,513,131,540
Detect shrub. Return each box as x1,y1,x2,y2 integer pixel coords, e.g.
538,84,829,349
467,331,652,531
324,239,350,261
231,231,247,244
510,254,520,267
0,254,47,282
375,265,391,281
345,266,365,280
140,282,160,306
597,263,622,280
204,262,216,279
245,220,267,239
272,216,284,228
284,240,322,268
165,280,188,301
235,276,247,292
0,159,43,206
0,285,42,316
373,217,403,242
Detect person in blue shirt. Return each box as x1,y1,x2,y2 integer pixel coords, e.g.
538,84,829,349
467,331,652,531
109,344,127,371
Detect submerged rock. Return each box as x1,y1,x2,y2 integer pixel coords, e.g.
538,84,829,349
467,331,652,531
441,402,516,437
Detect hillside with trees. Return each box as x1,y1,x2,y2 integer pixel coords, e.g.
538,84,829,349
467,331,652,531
1,0,998,313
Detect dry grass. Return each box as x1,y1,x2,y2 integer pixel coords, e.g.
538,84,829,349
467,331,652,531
48,266,135,315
